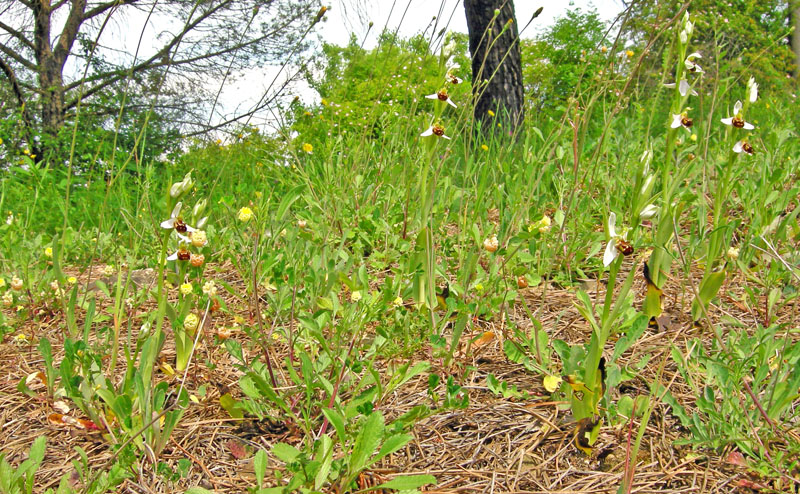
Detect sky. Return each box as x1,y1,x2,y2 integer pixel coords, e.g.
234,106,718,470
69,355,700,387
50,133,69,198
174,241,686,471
319,0,624,48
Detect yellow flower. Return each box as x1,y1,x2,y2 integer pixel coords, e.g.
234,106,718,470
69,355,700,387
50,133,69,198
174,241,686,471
392,296,403,308
237,207,254,222
14,333,28,344
601,46,608,53
690,133,697,142
538,215,552,234
180,283,193,295
481,144,489,151
487,110,495,117
191,230,207,247
67,276,77,284
44,247,53,258
302,143,313,154
202,281,217,297
2,291,12,307
184,313,200,333
475,283,484,293
626,50,634,58
102,265,114,276
0,278,5,288
350,290,362,302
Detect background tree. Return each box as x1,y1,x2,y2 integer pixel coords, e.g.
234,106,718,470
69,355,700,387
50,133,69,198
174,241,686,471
463,0,525,135
0,0,321,163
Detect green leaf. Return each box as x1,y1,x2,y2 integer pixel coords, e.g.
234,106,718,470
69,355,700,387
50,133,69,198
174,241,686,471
271,443,301,463
371,474,437,491
254,449,267,489
612,314,648,362
372,434,412,465
691,269,726,321
322,408,346,446
219,393,244,419
314,435,333,490
350,411,384,472
184,488,215,494
276,184,305,221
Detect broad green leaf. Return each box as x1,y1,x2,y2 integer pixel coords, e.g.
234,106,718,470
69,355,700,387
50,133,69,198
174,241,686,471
371,474,437,491
271,443,301,463
322,408,346,446
350,411,384,472
254,449,267,489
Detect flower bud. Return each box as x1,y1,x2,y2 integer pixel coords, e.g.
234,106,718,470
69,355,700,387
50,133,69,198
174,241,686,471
192,199,207,219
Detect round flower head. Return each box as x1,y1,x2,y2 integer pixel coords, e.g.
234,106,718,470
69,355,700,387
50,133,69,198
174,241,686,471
184,313,200,333
190,230,207,248
2,291,13,307
350,290,362,302
190,253,205,267
483,234,499,253
721,100,754,130
302,143,313,154
237,207,254,222
10,276,23,291
202,280,217,297
180,283,193,295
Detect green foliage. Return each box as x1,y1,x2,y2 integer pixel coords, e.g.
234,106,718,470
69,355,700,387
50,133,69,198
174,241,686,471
521,8,609,111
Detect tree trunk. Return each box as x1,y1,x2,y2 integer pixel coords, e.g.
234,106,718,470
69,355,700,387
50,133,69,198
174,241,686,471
791,0,800,78
463,0,525,136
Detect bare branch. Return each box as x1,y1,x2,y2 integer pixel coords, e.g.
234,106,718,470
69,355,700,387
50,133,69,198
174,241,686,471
0,21,35,50
82,0,141,21
0,43,36,70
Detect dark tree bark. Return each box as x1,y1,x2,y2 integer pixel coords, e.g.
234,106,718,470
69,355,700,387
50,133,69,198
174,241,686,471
463,0,525,135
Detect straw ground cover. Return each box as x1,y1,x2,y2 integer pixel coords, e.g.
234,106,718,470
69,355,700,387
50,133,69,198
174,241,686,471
1,3,799,494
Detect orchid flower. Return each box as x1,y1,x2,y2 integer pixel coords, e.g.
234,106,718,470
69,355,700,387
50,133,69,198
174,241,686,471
721,100,754,130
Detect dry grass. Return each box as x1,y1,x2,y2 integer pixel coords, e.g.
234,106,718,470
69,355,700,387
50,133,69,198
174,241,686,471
0,256,796,493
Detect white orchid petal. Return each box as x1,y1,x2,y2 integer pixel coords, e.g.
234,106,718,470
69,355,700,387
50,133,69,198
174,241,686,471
671,114,683,128
425,94,438,100
733,100,743,114
447,98,457,108
733,141,744,153
420,127,434,137
603,241,618,267
639,204,658,220
160,218,176,229
607,212,617,238
721,117,734,126
167,251,179,261
441,134,451,140
170,202,182,218
687,52,702,59
743,121,755,130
